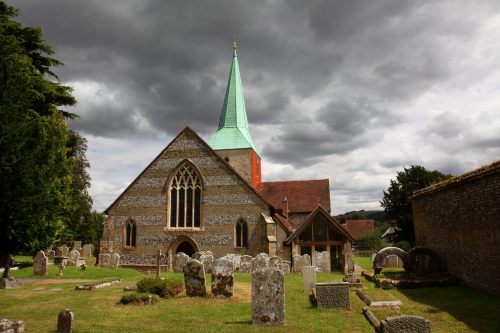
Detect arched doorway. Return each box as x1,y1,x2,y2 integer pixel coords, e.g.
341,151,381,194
176,241,196,257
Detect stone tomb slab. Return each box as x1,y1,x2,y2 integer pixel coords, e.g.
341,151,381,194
315,282,350,309
379,315,431,333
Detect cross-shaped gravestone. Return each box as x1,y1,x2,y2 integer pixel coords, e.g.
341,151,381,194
155,249,165,279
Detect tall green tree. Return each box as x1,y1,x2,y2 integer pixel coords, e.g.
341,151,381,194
380,165,452,243
0,2,78,254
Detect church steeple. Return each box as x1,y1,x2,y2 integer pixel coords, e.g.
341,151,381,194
209,41,258,153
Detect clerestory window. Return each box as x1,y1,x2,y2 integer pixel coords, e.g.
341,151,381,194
235,220,248,248
125,220,137,247
169,163,202,228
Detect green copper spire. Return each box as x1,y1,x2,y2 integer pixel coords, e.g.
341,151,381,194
209,41,258,153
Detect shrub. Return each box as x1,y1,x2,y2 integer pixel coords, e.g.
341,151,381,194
136,277,183,298
395,241,411,251
120,293,159,305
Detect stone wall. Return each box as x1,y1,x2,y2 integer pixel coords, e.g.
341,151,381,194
412,160,500,294
102,128,275,265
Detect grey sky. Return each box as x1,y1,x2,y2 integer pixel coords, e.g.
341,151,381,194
10,0,500,214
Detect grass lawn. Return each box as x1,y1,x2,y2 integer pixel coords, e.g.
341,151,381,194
353,255,372,271
2,263,500,332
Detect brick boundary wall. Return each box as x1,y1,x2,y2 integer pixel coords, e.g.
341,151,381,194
412,160,500,294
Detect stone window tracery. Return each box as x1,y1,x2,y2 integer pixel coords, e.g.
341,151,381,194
235,219,248,248
169,163,202,228
126,220,137,247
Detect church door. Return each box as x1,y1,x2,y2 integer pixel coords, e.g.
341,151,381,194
176,241,196,257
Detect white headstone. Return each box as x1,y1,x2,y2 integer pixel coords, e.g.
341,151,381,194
67,250,80,266
302,266,317,293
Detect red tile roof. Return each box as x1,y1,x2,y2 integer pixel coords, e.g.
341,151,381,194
273,213,296,233
255,179,331,213
343,220,374,240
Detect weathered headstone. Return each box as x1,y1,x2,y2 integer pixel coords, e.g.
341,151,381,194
33,250,48,276
111,253,120,269
211,258,234,298
302,266,317,292
192,251,204,261
269,257,281,270
252,267,285,325
312,251,330,273
72,241,82,252
222,253,241,271
252,253,269,272
379,315,431,333
48,250,55,260
100,253,111,268
240,255,252,273
315,282,350,309
57,308,74,333
81,244,94,257
293,254,311,273
0,319,25,333
200,252,214,273
55,248,63,257
174,252,190,272
280,260,291,274
60,245,69,256
67,250,80,266
183,259,206,296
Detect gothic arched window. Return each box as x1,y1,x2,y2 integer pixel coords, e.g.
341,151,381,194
235,220,248,248
126,220,136,247
169,163,202,228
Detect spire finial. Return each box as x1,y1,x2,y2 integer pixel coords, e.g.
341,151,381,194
232,38,237,56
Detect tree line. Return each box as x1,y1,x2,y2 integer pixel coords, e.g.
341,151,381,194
0,2,103,255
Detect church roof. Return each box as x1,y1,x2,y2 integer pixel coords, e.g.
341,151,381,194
255,179,331,213
343,220,374,240
209,43,258,153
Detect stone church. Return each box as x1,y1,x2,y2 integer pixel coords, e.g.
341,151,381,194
100,43,355,272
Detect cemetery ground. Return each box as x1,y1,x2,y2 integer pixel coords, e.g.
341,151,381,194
0,258,499,332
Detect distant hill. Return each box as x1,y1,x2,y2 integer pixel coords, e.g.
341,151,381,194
335,210,387,223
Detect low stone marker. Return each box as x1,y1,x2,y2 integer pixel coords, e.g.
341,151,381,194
379,315,431,333
57,308,74,333
33,250,48,276
100,253,111,268
67,250,80,266
48,250,55,259
252,253,269,272
252,267,285,325
302,266,317,292
174,252,190,272
211,258,234,298
111,253,120,269
312,251,330,273
183,259,206,296
72,241,82,252
240,255,252,273
0,319,25,333
315,282,350,309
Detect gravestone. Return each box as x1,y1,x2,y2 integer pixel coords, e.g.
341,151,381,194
200,252,214,273
111,253,120,269
60,245,69,256
315,282,350,309
252,267,285,325
192,251,204,261
223,253,241,271
81,244,94,257
211,258,234,298
280,260,291,274
55,248,63,257
252,253,269,272
72,241,82,252
33,250,48,276
48,250,55,260
0,319,25,333
183,259,206,296
100,253,111,268
67,250,80,266
293,254,311,273
312,251,330,273
174,252,190,272
57,308,74,333
269,257,281,270
379,315,431,333
302,266,317,292
240,255,252,273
